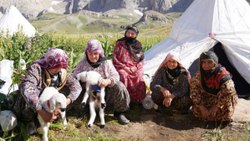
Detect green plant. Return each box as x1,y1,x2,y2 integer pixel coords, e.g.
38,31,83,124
202,129,224,141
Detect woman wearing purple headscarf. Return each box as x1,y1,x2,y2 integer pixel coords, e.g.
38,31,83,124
13,48,82,134
73,39,130,125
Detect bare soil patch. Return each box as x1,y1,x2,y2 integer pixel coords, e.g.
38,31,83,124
28,105,250,141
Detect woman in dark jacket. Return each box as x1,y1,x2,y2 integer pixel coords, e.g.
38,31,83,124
150,52,192,113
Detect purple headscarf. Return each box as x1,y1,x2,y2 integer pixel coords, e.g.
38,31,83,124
83,39,108,68
85,39,104,57
36,48,68,69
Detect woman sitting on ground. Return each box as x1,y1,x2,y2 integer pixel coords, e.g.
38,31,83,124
190,51,238,122
112,26,146,104
150,52,192,113
73,39,130,125
13,48,82,135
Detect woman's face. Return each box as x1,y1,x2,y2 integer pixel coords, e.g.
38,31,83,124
201,59,215,71
166,59,178,70
48,67,62,74
87,51,100,63
125,29,137,39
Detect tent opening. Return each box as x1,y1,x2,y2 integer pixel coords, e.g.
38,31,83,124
188,42,250,97
213,42,250,97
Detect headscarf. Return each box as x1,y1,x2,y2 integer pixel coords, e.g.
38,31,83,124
117,26,144,62
124,25,139,44
199,51,231,94
36,48,68,69
199,51,218,66
86,39,105,58
84,39,108,68
154,52,190,79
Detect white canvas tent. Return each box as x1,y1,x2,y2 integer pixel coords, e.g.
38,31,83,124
0,5,36,37
144,0,250,95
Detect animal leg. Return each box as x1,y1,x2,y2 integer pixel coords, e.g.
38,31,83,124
87,98,96,128
38,115,49,141
81,85,90,108
100,88,106,109
60,111,67,125
99,106,105,128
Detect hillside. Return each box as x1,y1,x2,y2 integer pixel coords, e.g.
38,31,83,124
30,10,180,36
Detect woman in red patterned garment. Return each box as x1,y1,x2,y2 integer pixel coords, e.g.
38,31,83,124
190,51,238,122
113,26,146,104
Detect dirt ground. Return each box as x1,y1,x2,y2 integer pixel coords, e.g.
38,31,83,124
26,105,250,141
71,106,250,141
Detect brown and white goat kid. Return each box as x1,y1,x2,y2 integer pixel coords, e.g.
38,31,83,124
76,71,106,128
38,87,67,141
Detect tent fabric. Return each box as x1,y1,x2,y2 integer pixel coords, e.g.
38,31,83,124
0,59,18,95
144,0,250,85
0,5,36,37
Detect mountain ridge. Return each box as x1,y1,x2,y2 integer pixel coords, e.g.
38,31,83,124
0,0,194,19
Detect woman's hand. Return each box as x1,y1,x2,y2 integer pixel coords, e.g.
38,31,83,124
124,66,137,74
160,87,174,107
199,105,210,120
37,109,59,122
99,79,111,87
66,98,71,106
124,67,132,73
130,66,137,73
163,97,173,107
209,105,219,118
160,87,171,98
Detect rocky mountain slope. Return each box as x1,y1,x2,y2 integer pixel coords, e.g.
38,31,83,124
0,0,193,19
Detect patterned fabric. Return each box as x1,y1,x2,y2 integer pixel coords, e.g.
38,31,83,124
150,67,191,111
190,72,238,121
85,39,105,57
36,48,68,69
113,39,146,103
73,53,130,112
19,63,82,111
201,66,231,95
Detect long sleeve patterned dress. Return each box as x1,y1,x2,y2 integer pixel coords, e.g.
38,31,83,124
13,63,82,122
113,40,146,103
190,69,238,121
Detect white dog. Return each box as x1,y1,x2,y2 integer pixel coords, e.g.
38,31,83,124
76,71,106,128
38,87,67,141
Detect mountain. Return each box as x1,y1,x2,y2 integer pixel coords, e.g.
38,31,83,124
0,0,194,19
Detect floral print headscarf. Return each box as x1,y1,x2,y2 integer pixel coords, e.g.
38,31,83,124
36,48,68,69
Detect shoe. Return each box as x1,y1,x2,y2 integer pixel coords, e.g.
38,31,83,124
26,122,37,135
114,112,130,125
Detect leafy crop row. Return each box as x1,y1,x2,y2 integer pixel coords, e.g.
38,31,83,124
0,32,165,84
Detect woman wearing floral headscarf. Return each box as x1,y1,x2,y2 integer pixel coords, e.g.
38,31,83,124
73,39,130,125
150,52,192,113
13,48,82,134
190,51,238,122
113,26,146,104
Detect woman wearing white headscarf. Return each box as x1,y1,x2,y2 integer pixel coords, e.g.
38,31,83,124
150,52,192,113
